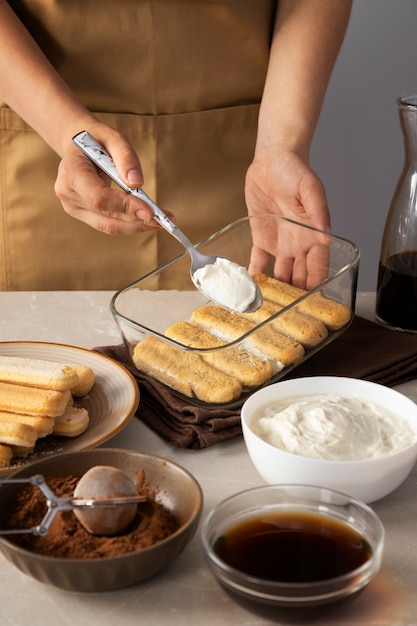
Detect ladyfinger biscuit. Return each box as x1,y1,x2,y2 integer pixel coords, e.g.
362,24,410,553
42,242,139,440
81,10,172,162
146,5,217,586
133,337,192,397
296,292,351,330
190,305,257,341
165,321,273,387
254,273,306,306
0,381,70,417
53,406,90,437
0,356,78,391
132,336,242,404
253,273,351,330
0,420,38,449
190,306,304,367
0,410,54,438
11,445,35,458
0,443,13,468
238,299,328,348
71,365,95,397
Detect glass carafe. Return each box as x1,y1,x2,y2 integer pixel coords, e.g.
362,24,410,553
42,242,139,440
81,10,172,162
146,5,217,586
375,95,417,333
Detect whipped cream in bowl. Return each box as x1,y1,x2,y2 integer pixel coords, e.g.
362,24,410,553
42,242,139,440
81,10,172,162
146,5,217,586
252,394,416,461
241,376,417,503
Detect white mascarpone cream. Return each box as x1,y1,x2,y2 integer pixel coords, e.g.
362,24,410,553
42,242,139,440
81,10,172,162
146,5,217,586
251,394,417,461
193,258,256,312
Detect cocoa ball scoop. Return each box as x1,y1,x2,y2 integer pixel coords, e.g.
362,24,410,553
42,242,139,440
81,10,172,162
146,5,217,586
0,468,146,537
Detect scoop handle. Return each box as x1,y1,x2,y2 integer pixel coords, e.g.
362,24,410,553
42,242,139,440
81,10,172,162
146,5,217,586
0,474,147,536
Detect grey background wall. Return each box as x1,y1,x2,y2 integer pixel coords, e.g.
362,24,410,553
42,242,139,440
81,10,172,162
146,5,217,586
310,0,417,291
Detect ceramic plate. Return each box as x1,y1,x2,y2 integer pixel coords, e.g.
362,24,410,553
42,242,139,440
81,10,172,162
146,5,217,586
0,342,139,474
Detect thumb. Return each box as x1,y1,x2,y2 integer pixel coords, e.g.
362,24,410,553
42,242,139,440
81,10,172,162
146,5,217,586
100,133,144,189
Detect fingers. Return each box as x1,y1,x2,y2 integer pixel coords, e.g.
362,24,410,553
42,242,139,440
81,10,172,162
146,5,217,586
92,129,144,190
299,173,331,234
248,245,271,276
304,241,331,290
55,155,154,234
246,150,332,288
247,202,331,290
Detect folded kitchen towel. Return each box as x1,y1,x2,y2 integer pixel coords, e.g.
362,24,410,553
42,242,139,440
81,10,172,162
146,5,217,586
289,314,417,386
95,315,417,449
94,343,242,450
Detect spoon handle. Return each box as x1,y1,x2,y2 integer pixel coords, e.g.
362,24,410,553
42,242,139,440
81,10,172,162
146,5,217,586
70,495,147,508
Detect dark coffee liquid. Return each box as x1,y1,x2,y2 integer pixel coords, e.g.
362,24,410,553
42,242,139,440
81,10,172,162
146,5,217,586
214,511,371,583
376,250,417,331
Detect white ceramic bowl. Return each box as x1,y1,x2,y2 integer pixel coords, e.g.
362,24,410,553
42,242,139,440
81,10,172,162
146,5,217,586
241,377,417,503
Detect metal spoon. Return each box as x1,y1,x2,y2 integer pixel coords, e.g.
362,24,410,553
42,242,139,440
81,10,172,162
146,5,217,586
72,131,262,313
0,474,146,537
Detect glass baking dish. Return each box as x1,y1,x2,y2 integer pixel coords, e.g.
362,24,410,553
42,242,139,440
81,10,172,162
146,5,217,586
111,215,360,409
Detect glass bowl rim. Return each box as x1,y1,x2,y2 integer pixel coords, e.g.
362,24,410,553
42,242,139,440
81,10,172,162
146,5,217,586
201,483,384,600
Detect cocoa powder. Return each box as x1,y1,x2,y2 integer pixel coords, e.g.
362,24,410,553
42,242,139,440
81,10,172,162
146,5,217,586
3,470,180,559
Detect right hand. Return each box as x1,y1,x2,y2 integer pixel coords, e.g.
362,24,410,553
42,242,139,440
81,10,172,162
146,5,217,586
54,123,175,235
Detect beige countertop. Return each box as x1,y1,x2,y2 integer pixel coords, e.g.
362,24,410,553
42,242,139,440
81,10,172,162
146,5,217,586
0,290,415,626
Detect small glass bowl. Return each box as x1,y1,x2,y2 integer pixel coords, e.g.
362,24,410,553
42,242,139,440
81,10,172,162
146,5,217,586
111,215,360,409
201,485,384,608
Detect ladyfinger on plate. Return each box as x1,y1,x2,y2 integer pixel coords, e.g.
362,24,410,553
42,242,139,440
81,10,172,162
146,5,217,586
10,445,35,458
0,381,71,417
0,410,54,438
70,365,96,397
0,356,79,391
53,407,90,437
0,420,39,450
0,443,13,468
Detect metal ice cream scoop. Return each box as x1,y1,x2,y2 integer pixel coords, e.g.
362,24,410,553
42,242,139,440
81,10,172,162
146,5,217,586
72,131,262,313
0,474,146,537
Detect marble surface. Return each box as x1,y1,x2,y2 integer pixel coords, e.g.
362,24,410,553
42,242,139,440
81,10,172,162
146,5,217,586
0,290,416,626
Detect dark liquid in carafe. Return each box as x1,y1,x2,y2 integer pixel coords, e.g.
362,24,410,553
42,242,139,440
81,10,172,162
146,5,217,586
376,250,417,331
213,511,371,583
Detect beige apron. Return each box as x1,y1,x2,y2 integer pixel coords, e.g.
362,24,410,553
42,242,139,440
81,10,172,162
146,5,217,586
0,0,276,290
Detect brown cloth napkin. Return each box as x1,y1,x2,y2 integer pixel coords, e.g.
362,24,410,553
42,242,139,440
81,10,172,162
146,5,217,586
289,314,417,386
94,344,242,450
95,315,417,450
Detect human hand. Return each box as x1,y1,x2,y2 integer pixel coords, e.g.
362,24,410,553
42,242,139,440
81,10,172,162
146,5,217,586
245,147,332,290
54,122,174,235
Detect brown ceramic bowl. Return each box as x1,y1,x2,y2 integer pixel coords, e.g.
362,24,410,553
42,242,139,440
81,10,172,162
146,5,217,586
0,449,203,592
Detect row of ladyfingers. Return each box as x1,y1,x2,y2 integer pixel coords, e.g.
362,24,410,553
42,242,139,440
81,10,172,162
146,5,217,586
132,273,351,404
0,357,95,468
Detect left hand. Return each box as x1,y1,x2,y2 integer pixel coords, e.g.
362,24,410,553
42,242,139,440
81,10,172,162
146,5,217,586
245,146,332,290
